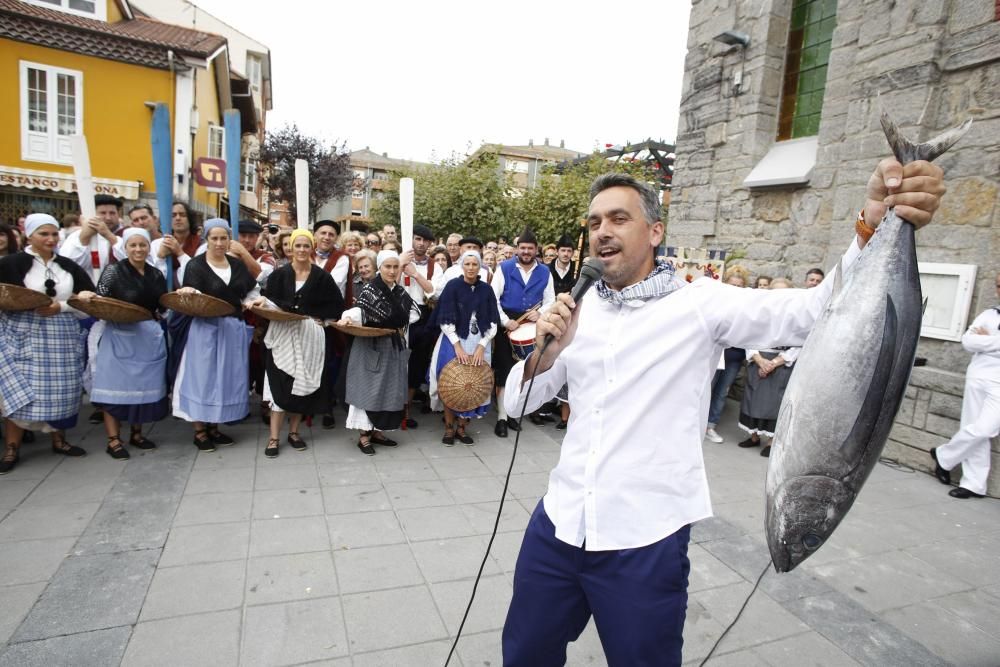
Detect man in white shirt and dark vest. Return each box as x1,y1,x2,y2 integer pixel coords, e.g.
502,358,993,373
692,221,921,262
501,160,946,665
400,224,438,426
314,219,351,429
491,227,554,437
931,273,1000,499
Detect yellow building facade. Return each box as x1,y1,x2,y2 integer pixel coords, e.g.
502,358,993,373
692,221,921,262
0,0,245,226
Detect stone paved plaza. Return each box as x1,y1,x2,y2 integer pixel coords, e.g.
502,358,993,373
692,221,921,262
0,399,998,666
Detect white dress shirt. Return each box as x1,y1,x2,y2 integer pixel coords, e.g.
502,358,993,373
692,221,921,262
404,256,437,305
491,260,556,326
58,229,124,280
504,240,862,551
962,308,1000,381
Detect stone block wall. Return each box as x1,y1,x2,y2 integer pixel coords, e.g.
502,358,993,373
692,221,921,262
671,0,1000,496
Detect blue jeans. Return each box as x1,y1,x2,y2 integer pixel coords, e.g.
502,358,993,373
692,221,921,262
503,502,690,666
708,359,742,426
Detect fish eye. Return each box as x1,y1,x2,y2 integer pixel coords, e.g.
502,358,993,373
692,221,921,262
802,533,823,550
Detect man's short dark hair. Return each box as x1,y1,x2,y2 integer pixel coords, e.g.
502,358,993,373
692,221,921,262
805,268,825,278
589,174,661,226
128,204,154,217
95,194,122,209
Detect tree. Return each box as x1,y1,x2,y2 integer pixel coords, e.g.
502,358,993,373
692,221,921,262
514,154,663,245
371,151,518,241
255,124,353,223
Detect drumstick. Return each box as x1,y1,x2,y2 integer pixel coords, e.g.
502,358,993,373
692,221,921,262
512,301,543,326
69,135,98,282
295,159,309,230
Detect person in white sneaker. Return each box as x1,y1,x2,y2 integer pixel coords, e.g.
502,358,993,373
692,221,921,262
705,266,750,443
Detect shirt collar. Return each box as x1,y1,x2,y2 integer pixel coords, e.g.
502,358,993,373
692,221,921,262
594,260,684,307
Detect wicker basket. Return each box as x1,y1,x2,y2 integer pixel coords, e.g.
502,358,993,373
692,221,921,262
0,283,53,311
160,291,235,318
68,295,153,323
438,358,494,412
329,321,395,338
250,305,308,322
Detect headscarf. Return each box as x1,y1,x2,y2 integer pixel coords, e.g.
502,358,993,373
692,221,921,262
122,228,151,245
376,249,399,269
432,250,500,339
24,213,59,238
202,217,231,237
289,228,314,248
457,250,482,269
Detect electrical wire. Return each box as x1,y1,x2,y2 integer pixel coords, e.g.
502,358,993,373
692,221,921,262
698,559,771,666
443,337,553,666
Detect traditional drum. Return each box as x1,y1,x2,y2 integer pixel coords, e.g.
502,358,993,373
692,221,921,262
508,321,536,360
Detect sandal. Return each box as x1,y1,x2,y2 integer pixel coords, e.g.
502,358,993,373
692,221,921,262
193,428,215,452
264,438,280,458
51,432,86,457
358,432,376,456
106,434,130,460
129,426,156,450
442,423,456,446
206,425,235,447
456,421,474,445
287,432,308,451
370,432,397,447
0,444,19,475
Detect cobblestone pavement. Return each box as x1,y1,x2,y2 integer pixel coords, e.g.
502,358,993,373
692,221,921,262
0,399,997,666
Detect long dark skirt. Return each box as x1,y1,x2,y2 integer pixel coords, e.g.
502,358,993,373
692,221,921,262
738,352,793,437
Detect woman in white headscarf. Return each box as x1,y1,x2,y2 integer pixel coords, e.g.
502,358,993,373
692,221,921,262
75,228,169,460
0,213,94,474
338,250,419,455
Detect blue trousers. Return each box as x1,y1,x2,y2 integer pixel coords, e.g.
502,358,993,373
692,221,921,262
502,502,690,666
708,358,742,426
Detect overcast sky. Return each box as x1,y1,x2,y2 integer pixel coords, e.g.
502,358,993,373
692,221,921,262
192,0,693,163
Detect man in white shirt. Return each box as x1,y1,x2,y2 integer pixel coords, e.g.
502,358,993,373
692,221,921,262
400,224,438,426
931,273,1000,499
491,228,555,437
500,160,945,665
59,194,125,280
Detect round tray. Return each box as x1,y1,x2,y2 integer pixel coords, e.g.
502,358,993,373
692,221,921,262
250,305,308,322
68,295,153,323
0,283,53,312
160,291,235,318
438,358,494,412
329,321,395,338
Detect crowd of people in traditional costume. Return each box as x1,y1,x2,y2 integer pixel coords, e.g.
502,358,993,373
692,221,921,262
0,196,585,473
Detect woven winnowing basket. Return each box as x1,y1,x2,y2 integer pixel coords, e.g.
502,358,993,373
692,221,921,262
438,358,494,412
68,295,152,323
160,291,235,318
0,283,52,311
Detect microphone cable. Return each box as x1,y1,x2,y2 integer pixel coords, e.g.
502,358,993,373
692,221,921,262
443,335,554,667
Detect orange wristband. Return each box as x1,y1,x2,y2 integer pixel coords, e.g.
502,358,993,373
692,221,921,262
855,209,876,243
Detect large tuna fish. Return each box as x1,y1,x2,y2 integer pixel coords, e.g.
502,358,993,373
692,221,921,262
764,112,971,573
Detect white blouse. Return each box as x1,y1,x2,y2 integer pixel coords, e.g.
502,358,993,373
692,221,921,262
23,248,86,317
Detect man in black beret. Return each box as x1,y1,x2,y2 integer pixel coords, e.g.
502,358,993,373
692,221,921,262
400,223,438,426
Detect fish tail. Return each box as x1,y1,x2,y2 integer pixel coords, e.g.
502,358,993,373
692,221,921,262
879,110,972,164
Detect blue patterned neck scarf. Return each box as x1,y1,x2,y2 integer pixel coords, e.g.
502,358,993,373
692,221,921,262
594,259,685,307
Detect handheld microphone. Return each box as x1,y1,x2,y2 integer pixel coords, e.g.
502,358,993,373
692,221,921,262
541,256,604,348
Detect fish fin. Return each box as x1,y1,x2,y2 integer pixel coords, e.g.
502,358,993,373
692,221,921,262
879,110,972,165
838,295,898,465
921,296,928,316
830,259,843,303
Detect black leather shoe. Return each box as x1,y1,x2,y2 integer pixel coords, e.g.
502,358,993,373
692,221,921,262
949,487,985,499
0,446,19,475
506,417,522,432
494,420,508,438
555,420,568,430
930,448,951,485
358,439,376,456
370,433,397,447
759,445,772,457
737,436,759,448
287,433,308,451
528,414,545,426
207,428,234,446
322,414,336,430
540,413,556,422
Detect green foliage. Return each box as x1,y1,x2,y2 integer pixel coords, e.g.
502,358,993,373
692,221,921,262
370,151,662,245
256,124,353,223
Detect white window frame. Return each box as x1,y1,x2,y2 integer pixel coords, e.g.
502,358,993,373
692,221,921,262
240,157,257,193
918,262,978,342
505,158,529,173
246,54,262,92
19,60,84,165
208,124,225,159
22,0,106,20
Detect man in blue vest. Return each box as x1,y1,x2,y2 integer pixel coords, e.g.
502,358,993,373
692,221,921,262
491,227,555,437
